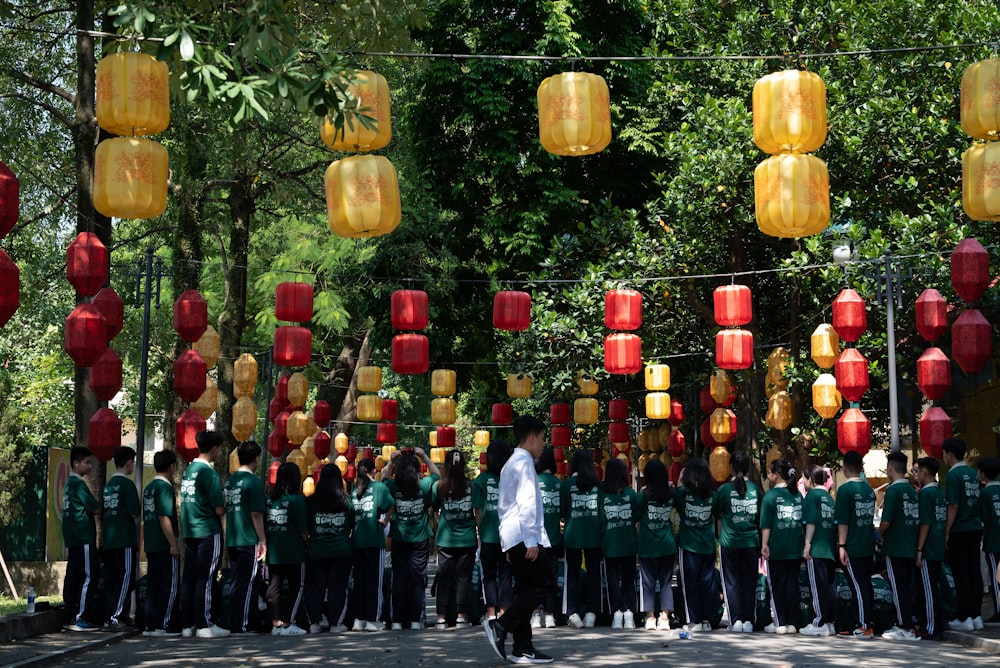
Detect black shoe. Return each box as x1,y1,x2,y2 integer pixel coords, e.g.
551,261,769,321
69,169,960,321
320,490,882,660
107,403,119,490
509,650,554,664
985,614,1000,625
483,619,507,660
918,630,943,641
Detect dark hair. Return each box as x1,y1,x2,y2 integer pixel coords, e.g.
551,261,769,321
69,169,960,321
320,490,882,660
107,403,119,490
977,456,1000,481
682,458,714,499
916,456,939,476
270,462,302,501
437,449,469,501
355,458,376,499
603,458,629,495
70,446,93,466
803,464,829,487
730,451,751,496
886,450,908,476
770,458,795,483
113,446,136,469
570,449,599,493
842,450,864,473
487,440,512,475
642,458,673,504
942,437,966,460
153,449,177,473
237,441,262,466
196,430,224,453
513,414,545,445
311,463,348,513
535,447,556,475
394,452,421,498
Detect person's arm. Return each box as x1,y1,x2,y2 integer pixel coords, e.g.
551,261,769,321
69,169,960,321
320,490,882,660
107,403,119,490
837,523,849,566
159,515,180,558
415,448,440,478
760,527,771,560
803,523,816,561
916,523,929,569
252,510,267,561
945,504,958,544
514,459,541,558
381,451,400,481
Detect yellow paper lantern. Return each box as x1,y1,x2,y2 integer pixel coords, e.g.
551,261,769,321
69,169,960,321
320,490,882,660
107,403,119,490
287,448,307,480
428,430,437,447
431,369,457,397
810,324,840,369
286,410,311,446
710,369,733,405
637,431,650,452
752,70,827,155
474,430,490,448
300,439,317,471
657,424,671,448
302,476,316,497
766,445,782,472
320,70,392,152
644,364,671,391
754,154,830,238
645,392,671,420
357,394,382,422
537,72,612,156
93,137,169,219
431,397,457,425
228,448,240,475
233,353,258,399
960,59,1000,140
380,444,395,461
335,433,350,455
765,347,789,398
357,365,383,393
96,52,170,137
765,391,793,430
191,376,218,420
648,451,661,462
430,447,446,464
961,142,1000,221
325,155,401,238
575,372,599,396
375,455,385,470
193,325,220,369
287,371,308,409
506,373,532,399
638,453,650,474
231,397,257,443
709,445,731,483
710,407,736,444
335,455,349,475
573,397,598,424
812,373,842,419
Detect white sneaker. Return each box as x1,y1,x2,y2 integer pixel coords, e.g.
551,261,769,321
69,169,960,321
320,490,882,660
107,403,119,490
657,617,671,631
729,619,743,633
530,613,542,629
280,624,307,636
271,626,282,636
567,613,584,628
882,626,918,640
181,627,195,637
948,617,975,632
973,616,984,630
309,623,322,634
353,619,366,631
330,624,348,633
800,623,831,637
611,611,624,629
410,621,423,630
764,623,778,634
684,622,701,632
435,619,447,630
148,629,181,638
645,617,657,630
742,621,754,633
623,611,635,629
196,624,231,638
826,623,836,636
700,621,712,632
583,612,596,628
390,622,403,630
544,614,556,628
366,621,385,632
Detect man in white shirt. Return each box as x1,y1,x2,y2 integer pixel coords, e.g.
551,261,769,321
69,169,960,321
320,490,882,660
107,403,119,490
484,415,554,665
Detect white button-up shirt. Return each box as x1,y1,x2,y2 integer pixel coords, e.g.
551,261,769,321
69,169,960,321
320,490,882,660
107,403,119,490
497,446,551,552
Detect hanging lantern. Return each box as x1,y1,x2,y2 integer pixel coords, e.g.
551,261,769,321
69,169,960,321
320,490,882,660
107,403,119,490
573,397,599,424
191,325,220,369
832,289,867,343
752,69,827,154
812,373,842,419
275,282,314,323
286,371,308,408
176,408,206,463
93,137,169,219
357,394,382,422
914,288,948,343
228,448,240,475
431,397,457,425
474,430,490,448
754,153,830,238
332,433,348,455
268,396,288,424
493,291,531,331
191,376,218,420
550,403,571,425
233,353,258,399
608,422,629,443
492,402,513,425
275,374,289,403
88,347,123,401
644,364,670,391
356,365,383,393
699,386,717,415
710,369,736,406
312,400,331,429
334,454,350,475
810,323,840,369
766,391,793,430
537,71,612,156
65,304,107,367
961,59,1000,140
324,155,401,238
173,349,207,403
604,332,642,374
320,70,392,152
709,445,731,483
709,407,737,444
173,289,208,343
713,285,753,327
0,162,19,240
668,460,683,486
391,290,428,330
667,430,685,458
575,372,599,396
919,407,952,460
765,347,790,396
380,444,396,461
645,392,670,420
274,325,312,367
284,410,310,446
267,459,281,484
231,397,257,442
302,476,316,497
699,418,717,448
0,251,18,327
91,287,124,342
951,308,992,373
431,369,457,396
374,422,396,445
950,238,991,302
668,399,684,426
605,289,642,330
766,445,782,471
608,399,628,421
313,431,332,460
834,348,869,402
660,423,672,447
916,347,952,400
436,426,456,448
391,333,429,374
66,232,109,297
95,52,170,136
507,373,532,398
273,409,292,446
716,329,753,370
267,432,284,458
962,142,1000,221
551,426,572,447
837,408,871,456
88,407,122,462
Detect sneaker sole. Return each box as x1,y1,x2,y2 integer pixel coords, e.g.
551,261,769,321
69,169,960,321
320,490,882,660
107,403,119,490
482,620,506,661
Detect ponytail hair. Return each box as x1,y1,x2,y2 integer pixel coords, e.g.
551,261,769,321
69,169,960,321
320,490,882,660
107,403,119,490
769,458,795,484
270,462,301,502
803,464,828,487
355,458,376,499
570,449,599,493
437,449,469,501
731,450,751,497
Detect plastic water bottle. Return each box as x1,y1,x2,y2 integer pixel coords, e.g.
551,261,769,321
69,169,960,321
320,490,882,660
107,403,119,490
26,586,36,614
678,630,690,639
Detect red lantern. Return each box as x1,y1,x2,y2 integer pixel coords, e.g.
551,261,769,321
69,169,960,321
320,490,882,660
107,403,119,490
668,460,683,486
492,402,513,425
832,289,867,343
346,464,357,483
273,409,291,443
951,309,992,373
699,418,717,448
391,333,429,375
313,400,331,429
493,291,531,331
361,447,375,461
313,431,331,460
915,288,948,343
88,407,121,462
176,408,206,463
391,290,429,330
951,237,990,303
345,443,359,462
267,460,281,486
436,426,456,448
173,289,208,343
919,407,951,460
556,461,569,476
91,287,124,341
604,332,642,374
834,347,870,402
89,347,123,401
668,429,686,457
480,451,488,471
668,400,685,426
377,422,398,444
916,347,951,400
274,326,312,367
605,289,642,330
173,349,208,403
0,161,19,240
275,374,289,403
699,386,716,415
554,448,567,463
269,395,289,424
275,282,314,322
66,232,109,297
550,403,570,425
608,422,629,443
837,407,871,456
608,399,629,421
381,399,398,421
0,250,19,327
65,303,107,367
713,285,752,327
551,425,571,447
716,329,754,370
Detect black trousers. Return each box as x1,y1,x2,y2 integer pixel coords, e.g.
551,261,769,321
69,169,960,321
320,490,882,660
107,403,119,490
227,546,260,633
806,557,837,627
352,547,385,623
605,555,637,613
542,551,561,614
305,556,352,627
947,530,983,621
102,546,136,624
679,548,715,625
390,539,429,625
498,544,555,655
435,545,476,618
563,546,602,616
181,534,222,629
64,544,100,624
480,541,513,611
885,555,915,629
266,562,305,625
915,559,944,635
843,555,874,629
720,545,758,624
144,550,179,632
765,558,800,627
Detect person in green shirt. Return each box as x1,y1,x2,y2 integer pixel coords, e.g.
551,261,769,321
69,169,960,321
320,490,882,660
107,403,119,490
474,440,512,623
223,441,267,634
637,458,676,631
914,456,947,640
800,464,837,637
350,457,394,632
760,458,803,634
266,462,309,635
101,446,141,631
600,457,639,630
62,446,101,632
305,463,354,634
675,457,716,633
878,450,921,640
142,449,180,637
561,449,602,629
834,449,876,639
943,437,984,631
533,447,561,629
713,451,760,634
432,449,477,629
977,456,1000,624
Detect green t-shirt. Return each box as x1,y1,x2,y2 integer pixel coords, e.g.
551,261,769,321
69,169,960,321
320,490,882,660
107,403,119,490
713,480,761,549
760,486,803,560
102,473,140,550
980,482,1000,553
472,472,501,545
880,479,920,558
266,492,308,564
561,477,601,549
180,459,224,539
62,474,99,548
143,477,177,554
918,482,947,562
637,493,677,558
834,478,876,558
538,472,563,548
802,487,836,561
600,488,638,558
351,481,394,549
433,481,478,549
946,462,983,534
224,470,266,548
674,487,716,555
385,474,437,543
308,498,354,560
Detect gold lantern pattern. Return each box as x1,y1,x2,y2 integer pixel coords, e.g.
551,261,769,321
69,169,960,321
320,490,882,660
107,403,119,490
287,371,309,409
765,347,789,397
431,369,457,462
537,72,612,156
234,353,258,399
232,396,258,443
193,325,220,369
191,376,218,420
93,138,169,219
810,324,840,369
507,373,532,399
325,155,401,238
321,71,392,152
961,59,1000,220
357,365,382,423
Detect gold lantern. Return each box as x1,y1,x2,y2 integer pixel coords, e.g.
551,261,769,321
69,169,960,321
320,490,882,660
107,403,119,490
431,397,457,425
645,392,671,420
231,397,257,443
709,445,731,483
96,52,170,137
357,365,382,393
300,438,317,470
474,430,490,448
765,391,793,430
228,448,240,475
325,155,401,239
506,373,532,398
765,445,782,472
765,347,789,397
537,72,612,156
287,371,308,408
752,70,827,155
657,424,671,448
428,430,437,447
375,455,385,470
812,373,842,419
191,376,218,420
93,138,169,219
193,325,220,369
709,407,736,444
380,444,396,460
287,448,307,479
286,410,311,446
637,431,650,452
573,397,598,424
638,453,650,474
648,451,661,462
709,369,733,405
430,447,446,464
320,70,392,152
335,455,349,475
302,476,315,497
961,142,1000,221
754,153,830,238
644,364,670,391
960,59,1000,141
335,432,350,455
431,369,457,396
810,324,840,369
357,394,382,422
575,372,599,396
233,353,258,399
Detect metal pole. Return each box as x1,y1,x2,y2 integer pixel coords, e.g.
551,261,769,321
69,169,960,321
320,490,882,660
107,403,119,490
884,251,900,452
135,247,154,497
260,350,274,485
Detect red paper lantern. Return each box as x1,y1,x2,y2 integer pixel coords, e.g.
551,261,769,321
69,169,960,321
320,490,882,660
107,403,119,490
550,403,571,425
275,282,314,322
381,399,398,421
951,238,990,303
668,429,686,457
551,425,571,447
699,418,717,448
491,402,513,425
668,460,683,486
608,399,629,421
313,400,331,429
267,433,284,459
275,374,289,403
832,289,867,343
377,422,398,444
605,289,642,330
951,309,992,373
0,161,19,240
89,347,123,401
713,285,752,327
361,447,375,461
0,250,19,327
274,326,312,367
699,386,717,415
345,464,357,483
273,409,291,443
391,333,429,375
916,347,951,400
91,287,124,341
313,431,331,460
173,349,207,403
837,407,871,456
391,290,429,331
608,422,629,443
176,408,206,463
66,232,109,297
88,407,122,462
668,400,685,426
716,329,754,370
834,347,869,402
919,407,951,460
554,448,567,463
436,426,456,448
557,461,569,476
493,291,531,331
65,303,107,367
915,288,948,343
173,289,208,343
604,332,642,374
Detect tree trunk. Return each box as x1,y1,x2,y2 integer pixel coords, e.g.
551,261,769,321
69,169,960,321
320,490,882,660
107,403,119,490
329,330,371,435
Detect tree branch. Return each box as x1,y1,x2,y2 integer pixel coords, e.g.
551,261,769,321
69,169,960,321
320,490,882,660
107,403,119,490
6,68,75,105
0,92,73,127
